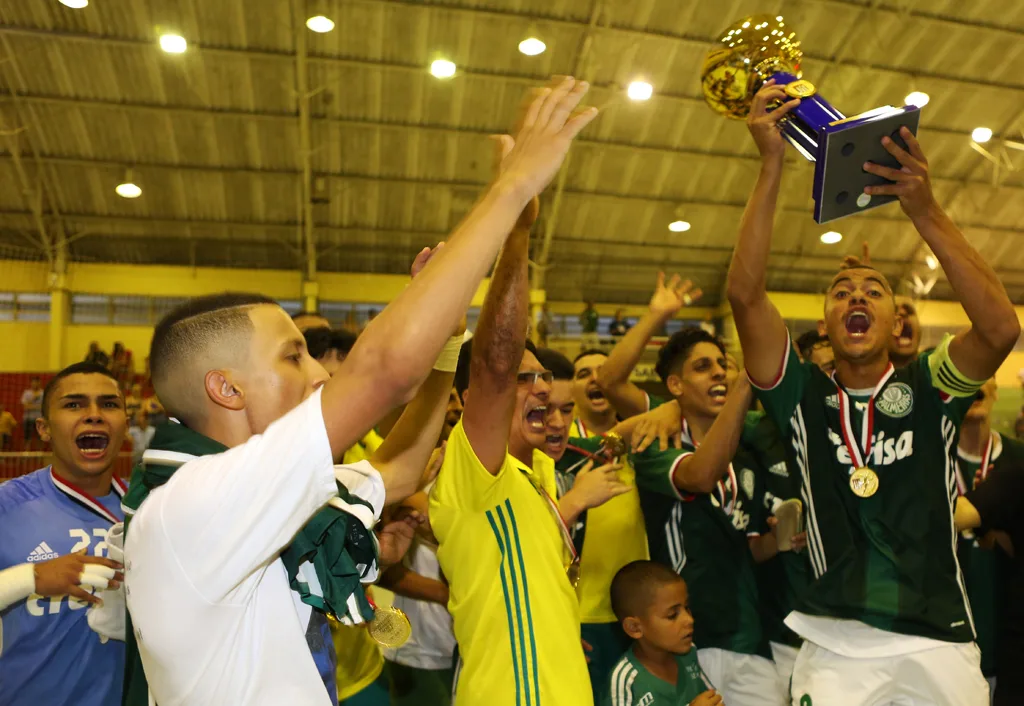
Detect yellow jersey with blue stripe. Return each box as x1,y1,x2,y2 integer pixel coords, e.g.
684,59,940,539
570,419,649,624
430,420,592,706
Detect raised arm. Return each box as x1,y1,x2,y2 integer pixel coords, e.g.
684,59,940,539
673,375,753,494
597,273,701,418
726,81,800,385
321,78,598,460
864,129,1020,380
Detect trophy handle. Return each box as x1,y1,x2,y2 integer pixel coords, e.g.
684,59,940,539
766,71,846,162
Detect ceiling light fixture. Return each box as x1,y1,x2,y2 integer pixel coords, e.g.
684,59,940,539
904,91,930,107
159,33,187,54
627,80,653,101
925,254,938,270
430,59,457,79
971,127,993,143
518,37,546,56
305,15,335,33
115,170,142,199
668,220,691,232
820,231,842,245
58,0,89,8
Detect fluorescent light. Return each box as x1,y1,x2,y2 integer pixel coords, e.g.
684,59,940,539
925,255,938,270
627,81,653,101
971,127,993,143
159,34,187,54
820,231,842,245
59,0,89,7
518,37,546,56
115,182,142,199
305,15,335,33
904,91,929,107
430,59,457,79
668,220,691,233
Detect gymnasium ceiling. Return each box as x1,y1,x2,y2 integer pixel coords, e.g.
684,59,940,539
1,0,1023,306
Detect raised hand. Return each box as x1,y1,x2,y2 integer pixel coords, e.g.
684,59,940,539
630,401,684,453
570,459,629,510
494,76,599,206
746,79,800,161
33,551,123,606
650,272,703,319
863,127,937,219
411,242,444,279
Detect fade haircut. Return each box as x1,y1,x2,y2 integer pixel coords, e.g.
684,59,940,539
149,292,279,424
610,560,685,622
654,327,726,384
42,362,121,418
304,327,358,360
535,348,574,381
573,348,607,365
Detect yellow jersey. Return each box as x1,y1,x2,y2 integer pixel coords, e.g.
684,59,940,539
332,592,384,700
430,420,592,706
342,429,385,466
570,418,650,624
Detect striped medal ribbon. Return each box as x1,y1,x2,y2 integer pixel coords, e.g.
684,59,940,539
50,467,126,525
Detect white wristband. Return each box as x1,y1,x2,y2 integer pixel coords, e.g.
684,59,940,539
433,334,464,372
0,563,36,611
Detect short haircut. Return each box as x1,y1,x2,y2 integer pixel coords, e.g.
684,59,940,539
610,560,684,622
304,326,358,360
42,362,121,417
455,338,540,398
535,348,574,381
573,348,607,365
149,292,279,423
654,327,726,383
795,330,829,360
830,264,893,295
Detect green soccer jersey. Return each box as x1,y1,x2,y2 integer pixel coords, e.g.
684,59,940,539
602,646,713,706
630,437,764,655
753,338,977,643
742,410,810,649
955,432,1021,675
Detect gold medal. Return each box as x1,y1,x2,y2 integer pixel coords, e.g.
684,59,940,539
602,432,627,459
366,605,412,648
566,556,581,590
784,79,816,99
849,467,879,498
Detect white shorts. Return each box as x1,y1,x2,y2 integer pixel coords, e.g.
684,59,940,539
697,647,785,706
791,640,989,706
770,641,799,694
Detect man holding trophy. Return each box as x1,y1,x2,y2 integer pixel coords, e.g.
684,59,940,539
713,14,1018,706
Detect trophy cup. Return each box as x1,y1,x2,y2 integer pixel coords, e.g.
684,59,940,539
701,14,922,224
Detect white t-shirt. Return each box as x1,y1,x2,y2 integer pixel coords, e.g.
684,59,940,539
383,538,455,670
124,389,383,706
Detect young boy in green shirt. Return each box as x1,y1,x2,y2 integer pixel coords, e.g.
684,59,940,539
604,561,722,706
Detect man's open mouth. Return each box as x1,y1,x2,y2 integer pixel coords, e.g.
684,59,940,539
845,310,871,337
586,387,606,402
526,405,547,431
708,384,727,402
898,322,914,347
546,433,564,447
76,432,110,458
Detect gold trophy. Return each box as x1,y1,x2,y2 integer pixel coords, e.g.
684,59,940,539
701,14,922,224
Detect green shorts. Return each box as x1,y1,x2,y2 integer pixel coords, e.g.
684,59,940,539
386,660,455,706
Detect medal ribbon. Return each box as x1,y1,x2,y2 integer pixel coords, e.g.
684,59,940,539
681,417,738,515
831,365,895,471
50,467,126,525
956,432,995,496
523,470,579,567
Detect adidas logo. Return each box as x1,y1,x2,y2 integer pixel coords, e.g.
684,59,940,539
27,542,58,562
768,461,789,478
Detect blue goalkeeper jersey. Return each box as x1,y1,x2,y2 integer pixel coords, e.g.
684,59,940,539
0,467,126,706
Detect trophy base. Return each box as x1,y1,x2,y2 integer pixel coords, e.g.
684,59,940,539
812,105,922,224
